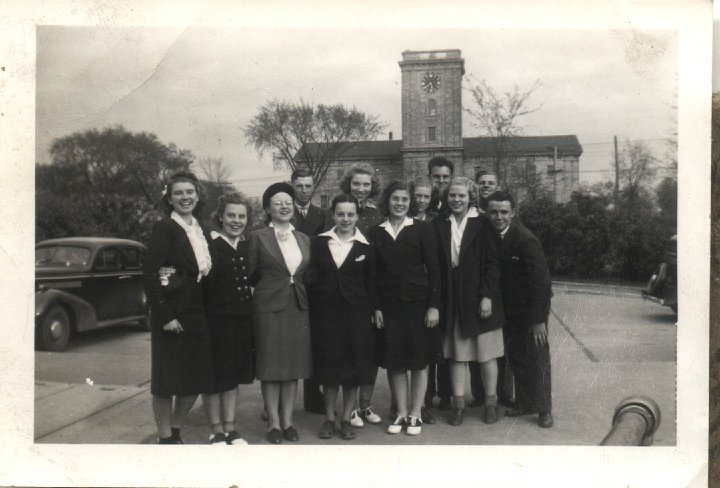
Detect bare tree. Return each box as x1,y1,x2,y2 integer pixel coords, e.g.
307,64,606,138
244,99,385,188
618,140,657,207
196,156,232,186
465,78,542,187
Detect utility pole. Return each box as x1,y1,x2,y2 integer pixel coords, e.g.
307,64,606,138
552,145,558,202
614,135,619,206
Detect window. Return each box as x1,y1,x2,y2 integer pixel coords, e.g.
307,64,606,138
93,247,122,271
320,195,329,209
426,99,436,116
427,126,436,142
121,247,143,270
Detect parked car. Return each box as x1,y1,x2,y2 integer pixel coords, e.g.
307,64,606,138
642,235,677,314
35,237,149,352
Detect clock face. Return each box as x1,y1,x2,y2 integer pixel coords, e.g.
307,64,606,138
421,73,440,93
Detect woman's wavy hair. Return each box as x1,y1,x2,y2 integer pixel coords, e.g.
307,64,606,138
439,176,479,218
211,191,253,233
161,170,205,217
377,179,418,218
338,163,381,199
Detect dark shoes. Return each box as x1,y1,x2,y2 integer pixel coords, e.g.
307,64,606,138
448,407,464,426
319,420,335,439
266,428,282,444
483,405,499,424
158,436,183,444
538,411,554,428
438,397,452,411
421,406,435,425
282,426,299,442
340,420,356,440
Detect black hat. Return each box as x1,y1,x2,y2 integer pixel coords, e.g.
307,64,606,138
262,182,295,209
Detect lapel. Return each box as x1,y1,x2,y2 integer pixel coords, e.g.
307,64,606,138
169,219,198,271
257,227,289,272
292,229,310,272
339,240,365,269
437,218,452,262
459,216,482,261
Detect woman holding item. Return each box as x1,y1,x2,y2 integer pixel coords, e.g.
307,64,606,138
201,191,255,445
143,170,215,444
368,180,442,436
248,182,312,444
434,176,504,426
309,194,376,441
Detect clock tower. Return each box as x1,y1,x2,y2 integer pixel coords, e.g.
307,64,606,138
399,49,465,178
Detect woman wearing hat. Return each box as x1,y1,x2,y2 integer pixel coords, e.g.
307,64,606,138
248,182,313,444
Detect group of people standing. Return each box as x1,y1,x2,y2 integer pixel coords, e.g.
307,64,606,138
143,156,553,446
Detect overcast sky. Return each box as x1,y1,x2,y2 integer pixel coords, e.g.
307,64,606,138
36,25,677,196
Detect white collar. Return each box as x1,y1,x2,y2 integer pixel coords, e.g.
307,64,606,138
319,227,369,245
379,216,414,229
269,222,295,233
211,230,243,248
499,225,510,238
446,206,480,222
295,203,311,211
171,211,198,230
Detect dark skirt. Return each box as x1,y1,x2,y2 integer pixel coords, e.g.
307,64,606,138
151,283,215,396
378,299,443,371
206,313,255,391
310,291,375,387
254,286,313,381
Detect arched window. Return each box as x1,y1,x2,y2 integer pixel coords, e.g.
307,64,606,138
427,99,437,116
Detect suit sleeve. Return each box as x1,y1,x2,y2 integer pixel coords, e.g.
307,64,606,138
364,242,379,311
143,220,176,327
248,231,261,287
480,221,501,301
520,233,552,324
420,221,442,309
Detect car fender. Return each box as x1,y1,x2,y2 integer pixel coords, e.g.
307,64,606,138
35,289,97,332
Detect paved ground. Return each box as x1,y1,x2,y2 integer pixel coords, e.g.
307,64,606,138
35,284,676,446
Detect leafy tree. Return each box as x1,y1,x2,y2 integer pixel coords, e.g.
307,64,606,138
244,99,385,189
655,176,677,222
465,77,541,187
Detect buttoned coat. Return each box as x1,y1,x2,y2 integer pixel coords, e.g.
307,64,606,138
248,226,311,313
497,222,552,325
434,213,503,338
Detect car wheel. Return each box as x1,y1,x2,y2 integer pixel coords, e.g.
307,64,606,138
37,305,72,352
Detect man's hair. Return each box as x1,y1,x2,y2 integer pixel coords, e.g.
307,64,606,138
427,156,454,175
486,190,515,209
475,169,497,181
291,167,314,183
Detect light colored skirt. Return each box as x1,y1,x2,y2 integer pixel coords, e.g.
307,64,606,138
443,315,504,362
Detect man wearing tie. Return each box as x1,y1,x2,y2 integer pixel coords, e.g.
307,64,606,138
486,191,554,428
291,168,327,414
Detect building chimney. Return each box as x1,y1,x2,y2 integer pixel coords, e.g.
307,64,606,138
389,131,393,141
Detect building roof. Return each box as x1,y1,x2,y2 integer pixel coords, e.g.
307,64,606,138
295,135,582,162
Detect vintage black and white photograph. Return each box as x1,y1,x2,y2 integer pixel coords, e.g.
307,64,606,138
1,1,711,487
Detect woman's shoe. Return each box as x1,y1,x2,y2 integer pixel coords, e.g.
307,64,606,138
349,409,365,427
448,407,464,426
319,420,335,439
158,436,182,444
406,415,423,435
266,428,282,444
359,406,382,424
225,431,248,445
340,420,356,440
282,426,299,442
387,415,406,434
209,432,227,445
484,405,499,424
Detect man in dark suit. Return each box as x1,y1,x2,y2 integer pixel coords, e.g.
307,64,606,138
486,191,554,428
291,168,327,414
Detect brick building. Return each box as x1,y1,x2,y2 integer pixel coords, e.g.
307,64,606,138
297,49,582,207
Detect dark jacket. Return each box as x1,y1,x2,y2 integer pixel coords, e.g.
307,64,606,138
143,218,215,329
248,226,311,312
367,219,441,310
294,203,326,237
434,213,503,338
308,235,375,306
497,222,552,324
203,235,253,316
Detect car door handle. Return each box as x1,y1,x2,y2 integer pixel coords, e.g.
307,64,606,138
118,275,133,280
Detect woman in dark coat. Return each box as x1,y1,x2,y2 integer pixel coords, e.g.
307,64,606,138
248,182,312,444
201,191,255,445
309,194,376,441
434,176,504,426
368,180,442,436
143,171,215,444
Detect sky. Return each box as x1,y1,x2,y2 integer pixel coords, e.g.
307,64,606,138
36,25,678,196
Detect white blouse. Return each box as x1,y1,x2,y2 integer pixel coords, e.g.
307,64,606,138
448,207,480,268
270,222,302,277
319,227,369,268
171,211,212,280
379,216,414,241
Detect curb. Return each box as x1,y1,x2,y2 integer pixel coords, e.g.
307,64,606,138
551,281,643,297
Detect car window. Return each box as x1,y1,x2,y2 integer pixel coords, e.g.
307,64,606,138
93,247,122,271
36,246,90,270
121,247,143,270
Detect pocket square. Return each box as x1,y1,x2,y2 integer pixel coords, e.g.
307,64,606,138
355,254,366,262
511,256,520,261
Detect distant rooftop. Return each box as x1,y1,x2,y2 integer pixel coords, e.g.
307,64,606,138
401,49,463,61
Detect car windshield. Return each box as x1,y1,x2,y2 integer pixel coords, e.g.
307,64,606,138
36,245,91,270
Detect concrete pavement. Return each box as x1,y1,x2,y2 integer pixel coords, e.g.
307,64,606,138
35,286,676,446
